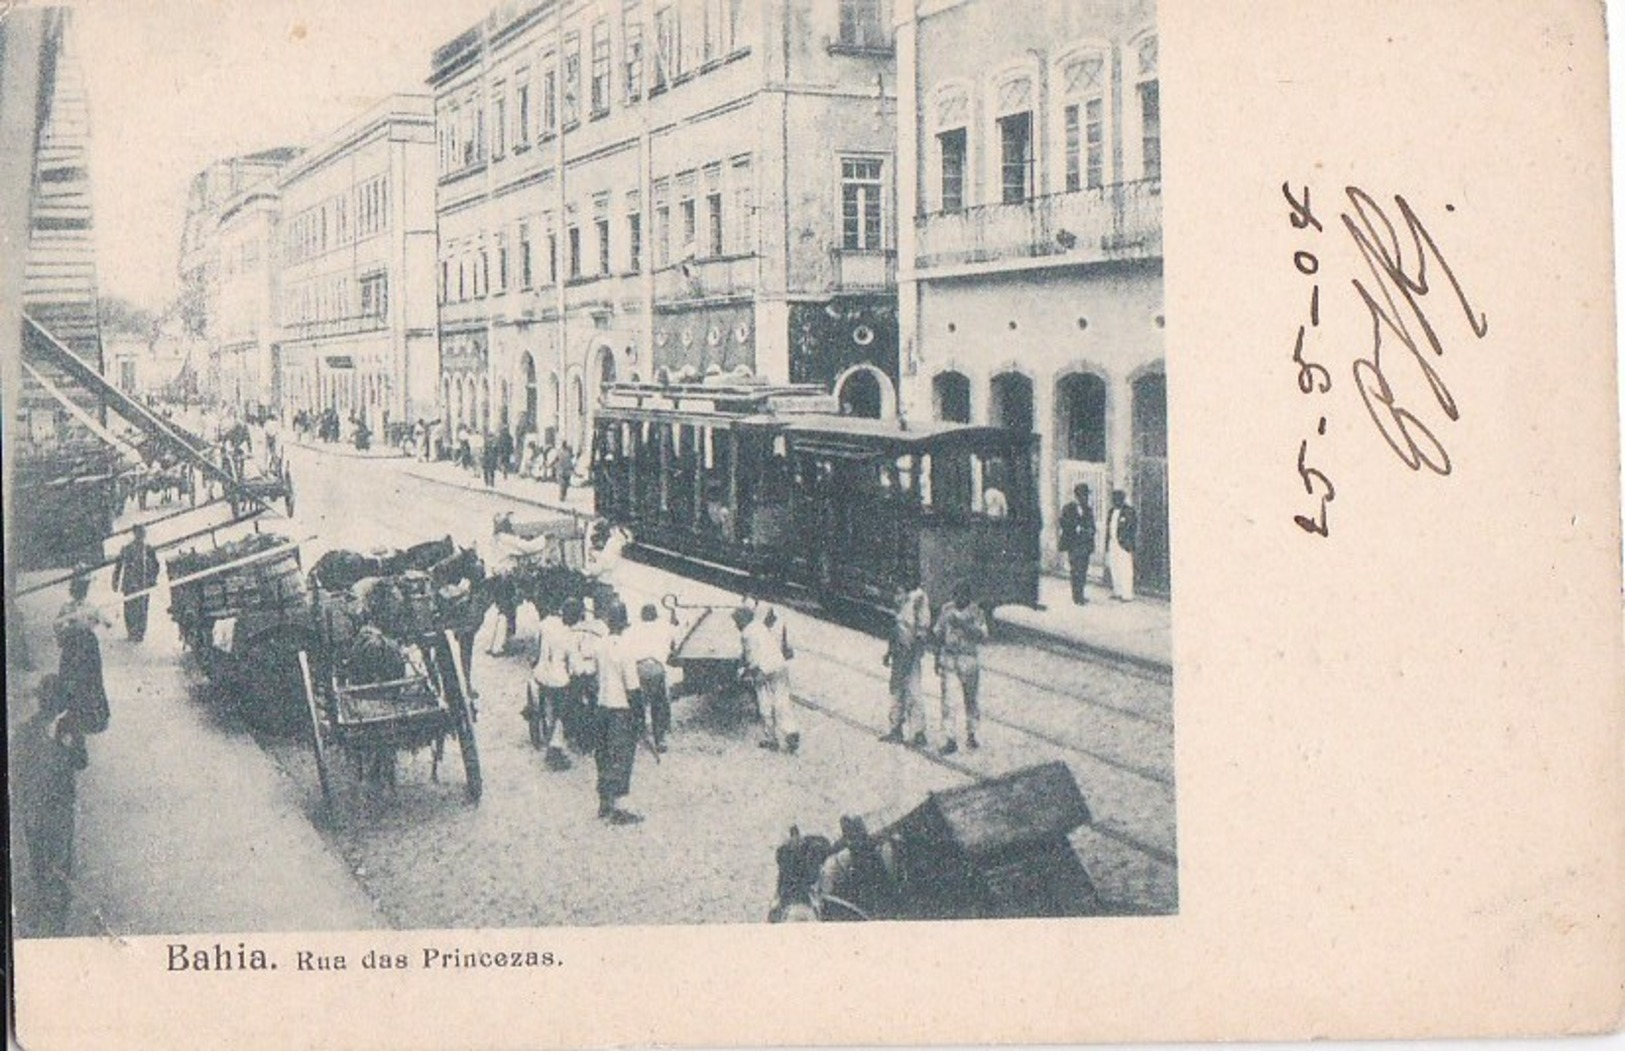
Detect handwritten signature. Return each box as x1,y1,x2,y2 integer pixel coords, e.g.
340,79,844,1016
1341,187,1489,475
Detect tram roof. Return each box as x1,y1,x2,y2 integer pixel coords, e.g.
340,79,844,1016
765,415,1029,446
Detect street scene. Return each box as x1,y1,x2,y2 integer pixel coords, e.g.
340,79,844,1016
5,0,1169,937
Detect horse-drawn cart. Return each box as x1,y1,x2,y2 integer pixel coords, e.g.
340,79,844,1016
297,539,487,804
166,531,316,732
224,448,294,517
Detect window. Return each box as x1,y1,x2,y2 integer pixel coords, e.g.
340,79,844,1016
938,127,966,212
653,179,671,266
519,222,533,287
1140,81,1161,182
680,0,703,73
360,273,389,320
596,217,611,275
704,0,723,61
729,155,753,254
590,20,611,117
457,254,467,301
515,75,531,147
999,111,1033,203
562,33,582,125
496,231,509,291
567,224,581,279
652,2,674,91
706,191,723,256
628,210,642,272
623,3,644,103
547,230,559,283
540,55,558,135
1060,52,1106,192
492,86,507,158
841,157,884,250
838,0,885,48
477,246,489,297
474,96,487,162
440,259,450,303
680,197,696,255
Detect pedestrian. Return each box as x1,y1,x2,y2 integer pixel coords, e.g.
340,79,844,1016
933,583,988,753
112,524,162,642
879,581,931,748
563,596,602,754
480,431,498,487
557,442,575,502
15,674,89,937
528,597,574,771
494,427,514,480
1105,489,1137,601
1058,483,1097,605
53,574,112,738
626,603,676,752
593,600,643,825
735,604,800,754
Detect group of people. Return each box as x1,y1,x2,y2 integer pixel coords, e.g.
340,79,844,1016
17,546,142,935
1058,484,1138,606
526,593,680,825
409,420,582,503
880,580,990,756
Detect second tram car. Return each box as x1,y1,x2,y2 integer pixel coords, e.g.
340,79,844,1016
593,381,1040,611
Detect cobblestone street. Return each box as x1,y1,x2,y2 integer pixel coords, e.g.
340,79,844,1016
15,443,1175,935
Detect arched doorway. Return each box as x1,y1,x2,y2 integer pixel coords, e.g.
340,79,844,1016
568,375,585,451
453,376,466,428
838,368,883,418
990,371,1034,434
546,371,560,444
1055,372,1107,461
1131,370,1169,596
522,352,538,434
478,377,491,433
933,370,971,423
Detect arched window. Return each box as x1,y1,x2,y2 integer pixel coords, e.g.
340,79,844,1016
933,370,971,423
522,352,538,431
1128,31,1159,182
597,346,617,386
990,371,1034,434
1055,47,1109,192
1056,372,1107,461
1133,371,1166,459
932,84,971,213
992,72,1036,203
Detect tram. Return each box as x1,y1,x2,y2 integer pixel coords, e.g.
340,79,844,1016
592,380,1041,611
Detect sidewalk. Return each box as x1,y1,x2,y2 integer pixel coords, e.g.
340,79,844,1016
372,451,1173,674
9,575,384,938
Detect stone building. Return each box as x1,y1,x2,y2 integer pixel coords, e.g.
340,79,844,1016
177,148,301,414
429,0,900,454
275,95,439,437
895,0,1166,594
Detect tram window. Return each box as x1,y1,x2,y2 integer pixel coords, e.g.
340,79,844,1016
893,455,917,502
931,449,973,515
702,426,715,470
919,454,933,508
758,435,792,503
972,453,1013,518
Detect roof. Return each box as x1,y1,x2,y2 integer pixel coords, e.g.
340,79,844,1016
778,415,1025,445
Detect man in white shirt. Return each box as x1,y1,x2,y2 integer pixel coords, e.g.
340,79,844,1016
481,512,551,655
593,601,643,825
529,599,574,771
625,603,676,752
735,604,800,755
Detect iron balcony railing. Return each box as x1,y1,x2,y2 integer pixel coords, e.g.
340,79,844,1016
915,178,1161,272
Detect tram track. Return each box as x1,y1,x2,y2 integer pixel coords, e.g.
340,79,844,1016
791,639,1175,790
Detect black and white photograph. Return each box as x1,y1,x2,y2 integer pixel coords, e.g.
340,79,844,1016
4,0,1170,942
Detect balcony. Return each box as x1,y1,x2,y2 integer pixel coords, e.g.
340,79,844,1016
833,248,896,290
914,179,1161,274
279,314,389,343
652,253,757,303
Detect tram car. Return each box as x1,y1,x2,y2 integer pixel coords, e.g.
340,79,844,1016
592,380,1040,612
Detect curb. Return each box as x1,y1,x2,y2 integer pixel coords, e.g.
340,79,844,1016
286,439,408,461
397,465,595,521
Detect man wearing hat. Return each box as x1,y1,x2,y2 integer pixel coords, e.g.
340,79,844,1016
112,523,162,642
1058,483,1096,606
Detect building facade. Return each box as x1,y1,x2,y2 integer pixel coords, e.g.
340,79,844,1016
276,95,439,436
177,148,301,413
896,0,1166,594
429,0,900,454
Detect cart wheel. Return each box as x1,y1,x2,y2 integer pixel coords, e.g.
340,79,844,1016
526,681,543,749
298,650,332,802
444,629,483,803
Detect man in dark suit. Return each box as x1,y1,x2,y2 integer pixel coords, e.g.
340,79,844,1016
1057,484,1096,605
112,524,161,642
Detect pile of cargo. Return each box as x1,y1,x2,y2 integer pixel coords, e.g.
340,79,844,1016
166,531,306,645
310,536,484,648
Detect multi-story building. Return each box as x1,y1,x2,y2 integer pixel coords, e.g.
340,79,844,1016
276,95,439,436
896,0,1166,595
177,148,301,410
207,181,284,415
429,0,899,454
